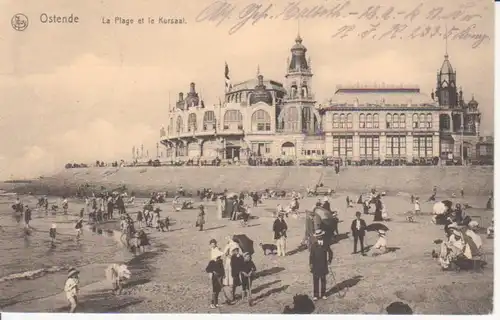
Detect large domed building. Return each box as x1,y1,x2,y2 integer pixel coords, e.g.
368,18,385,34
159,36,487,165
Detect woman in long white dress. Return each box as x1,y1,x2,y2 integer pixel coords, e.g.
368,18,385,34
222,236,241,286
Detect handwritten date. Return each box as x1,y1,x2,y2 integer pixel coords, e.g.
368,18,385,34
332,23,490,49
195,0,487,36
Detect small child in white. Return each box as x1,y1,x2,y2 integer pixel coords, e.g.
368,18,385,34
414,197,421,215
64,268,80,313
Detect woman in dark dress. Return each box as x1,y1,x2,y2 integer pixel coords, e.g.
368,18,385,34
373,197,383,221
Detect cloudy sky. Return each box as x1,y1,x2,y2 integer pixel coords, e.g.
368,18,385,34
0,0,494,179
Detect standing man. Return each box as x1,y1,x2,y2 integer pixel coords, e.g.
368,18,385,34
309,229,333,301
350,211,367,256
273,212,288,257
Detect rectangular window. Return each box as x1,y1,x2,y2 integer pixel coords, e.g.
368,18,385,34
387,137,393,156
400,137,406,155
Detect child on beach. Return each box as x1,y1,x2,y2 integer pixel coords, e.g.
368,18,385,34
372,230,388,255
136,210,143,228
230,247,244,301
414,197,421,215
49,223,57,246
64,268,80,313
75,218,84,240
240,252,256,300
205,248,225,308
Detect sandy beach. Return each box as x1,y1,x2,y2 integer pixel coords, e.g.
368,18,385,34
0,189,493,314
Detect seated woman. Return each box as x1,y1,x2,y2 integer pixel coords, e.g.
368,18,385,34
372,230,388,256
438,226,468,270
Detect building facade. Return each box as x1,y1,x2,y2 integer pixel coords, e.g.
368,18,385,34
159,35,484,164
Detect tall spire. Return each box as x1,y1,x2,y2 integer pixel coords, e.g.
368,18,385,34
444,24,448,59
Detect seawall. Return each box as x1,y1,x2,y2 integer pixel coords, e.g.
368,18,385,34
4,166,493,196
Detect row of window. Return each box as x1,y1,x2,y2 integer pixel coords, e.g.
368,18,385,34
332,113,434,129
171,110,272,133
168,136,434,158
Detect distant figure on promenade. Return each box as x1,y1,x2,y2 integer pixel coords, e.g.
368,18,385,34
350,211,367,256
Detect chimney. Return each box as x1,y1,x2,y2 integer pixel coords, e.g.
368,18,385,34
190,82,196,93
179,92,184,101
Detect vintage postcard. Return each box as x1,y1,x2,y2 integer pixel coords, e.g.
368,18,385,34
0,0,495,317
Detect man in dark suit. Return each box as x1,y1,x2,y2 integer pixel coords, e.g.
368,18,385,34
309,229,333,301
350,211,367,256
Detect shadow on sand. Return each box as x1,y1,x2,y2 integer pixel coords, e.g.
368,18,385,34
326,275,363,297
251,279,281,295
255,266,285,279
253,285,290,304
204,225,226,232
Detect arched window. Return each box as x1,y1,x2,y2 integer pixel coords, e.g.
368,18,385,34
340,113,346,128
419,114,425,128
440,114,451,130
176,115,183,133
359,113,366,128
332,113,339,128
366,114,373,128
373,113,379,128
412,113,419,128
347,113,353,129
386,114,392,129
393,114,399,129
188,113,197,132
251,109,271,131
426,113,433,128
400,114,406,129
223,110,243,130
203,111,216,130
286,107,299,131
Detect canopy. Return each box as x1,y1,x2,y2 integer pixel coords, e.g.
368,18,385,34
313,206,334,221
441,200,453,211
233,234,254,255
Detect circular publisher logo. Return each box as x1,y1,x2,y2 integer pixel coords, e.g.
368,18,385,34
12,13,29,31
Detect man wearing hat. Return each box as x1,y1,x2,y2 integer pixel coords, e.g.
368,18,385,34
273,211,288,256
309,229,333,301
64,267,80,313
350,211,367,255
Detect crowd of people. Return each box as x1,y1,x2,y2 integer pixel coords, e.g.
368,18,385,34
7,180,493,314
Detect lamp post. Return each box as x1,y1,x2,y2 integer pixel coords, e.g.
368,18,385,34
460,124,464,165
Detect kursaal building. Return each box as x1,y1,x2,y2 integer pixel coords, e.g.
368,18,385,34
159,35,486,165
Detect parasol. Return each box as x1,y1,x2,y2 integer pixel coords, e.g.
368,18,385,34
226,192,237,198
233,234,254,255
365,223,390,232
432,202,446,215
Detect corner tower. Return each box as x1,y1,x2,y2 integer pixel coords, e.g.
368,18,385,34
281,34,317,134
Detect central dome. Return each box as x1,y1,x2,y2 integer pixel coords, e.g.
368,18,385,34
249,75,273,105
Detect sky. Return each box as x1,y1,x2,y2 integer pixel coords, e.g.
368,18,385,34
0,0,494,179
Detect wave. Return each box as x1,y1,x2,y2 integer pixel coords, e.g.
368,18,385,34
0,266,66,283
